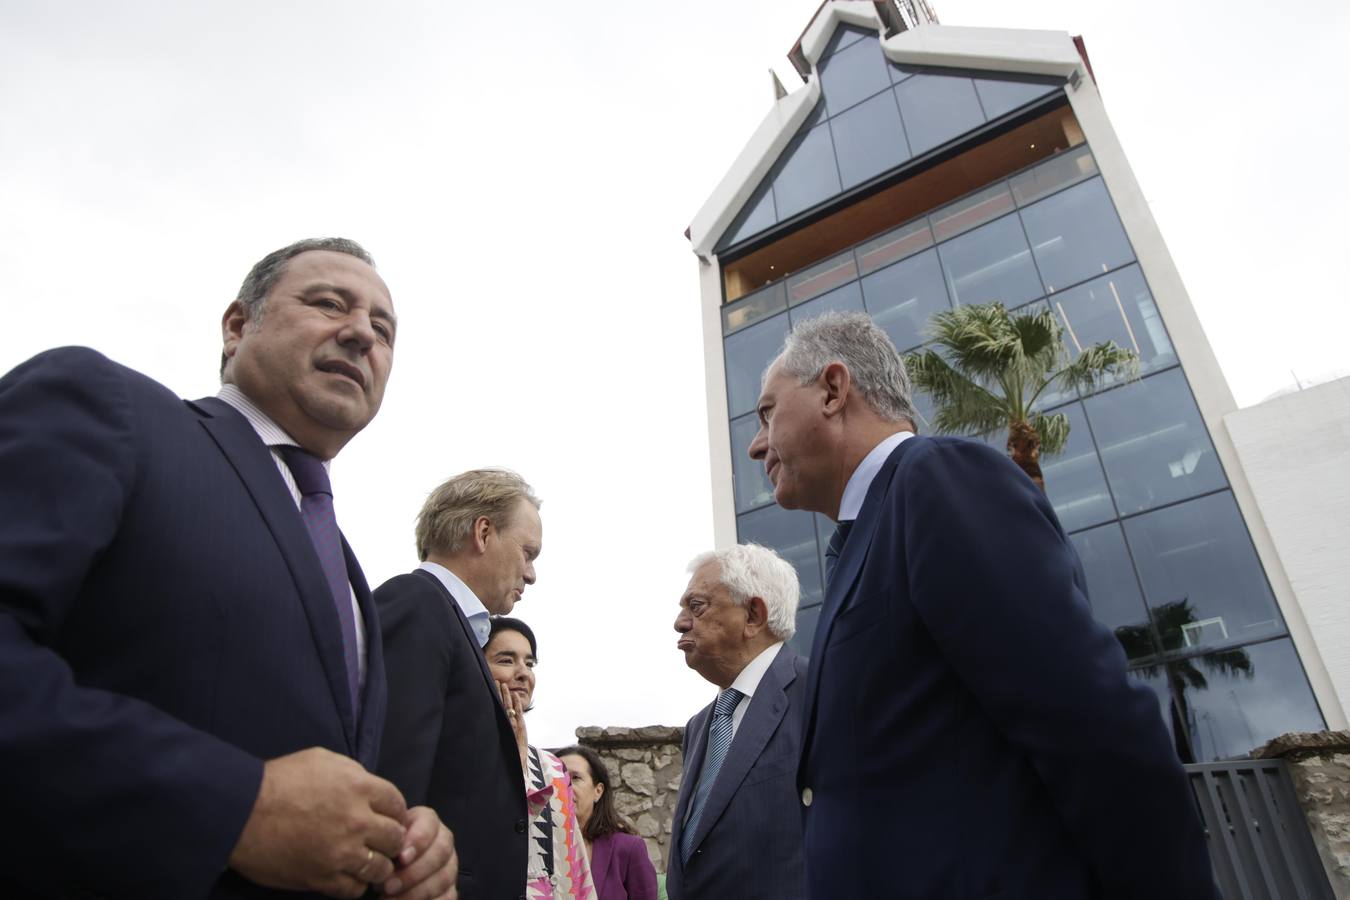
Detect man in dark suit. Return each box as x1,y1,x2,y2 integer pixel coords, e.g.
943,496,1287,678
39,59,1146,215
668,543,808,900
377,469,543,900
746,312,1219,900
0,238,457,899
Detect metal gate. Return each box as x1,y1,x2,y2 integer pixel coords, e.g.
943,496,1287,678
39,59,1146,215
1186,760,1334,899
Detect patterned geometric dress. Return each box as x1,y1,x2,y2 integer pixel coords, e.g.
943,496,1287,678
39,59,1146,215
525,746,596,900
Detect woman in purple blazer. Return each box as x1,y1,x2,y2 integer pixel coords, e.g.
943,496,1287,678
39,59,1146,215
556,745,659,900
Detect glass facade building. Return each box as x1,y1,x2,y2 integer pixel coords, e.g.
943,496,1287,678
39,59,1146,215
695,18,1327,763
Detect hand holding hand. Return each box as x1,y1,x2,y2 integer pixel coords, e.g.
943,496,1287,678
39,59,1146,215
228,747,408,898
380,806,458,900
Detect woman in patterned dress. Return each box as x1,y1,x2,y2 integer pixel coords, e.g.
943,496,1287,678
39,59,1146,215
486,617,595,900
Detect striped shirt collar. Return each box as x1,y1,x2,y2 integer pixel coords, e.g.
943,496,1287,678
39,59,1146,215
215,384,329,470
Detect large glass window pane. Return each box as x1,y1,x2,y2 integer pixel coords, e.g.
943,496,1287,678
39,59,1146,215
1084,369,1226,515
1069,523,1154,660
1051,265,1177,387
830,90,911,189
790,605,823,658
895,74,986,156
730,413,774,514
930,183,1017,242
771,122,842,221
787,251,857,306
1021,177,1135,293
819,34,892,115
1010,144,1097,207
973,78,1060,120
861,247,951,352
910,388,938,433
1042,403,1116,533
1124,491,1284,653
937,214,1043,308
738,504,824,608
790,281,864,327
719,180,777,250
855,217,933,275
724,312,788,418
1169,638,1325,761
723,280,787,335
821,23,869,59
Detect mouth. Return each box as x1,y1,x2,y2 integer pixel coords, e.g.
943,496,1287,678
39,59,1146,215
765,461,780,485
316,359,367,389
677,639,694,652
509,686,529,696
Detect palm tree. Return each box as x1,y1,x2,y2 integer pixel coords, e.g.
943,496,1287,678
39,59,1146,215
904,302,1138,490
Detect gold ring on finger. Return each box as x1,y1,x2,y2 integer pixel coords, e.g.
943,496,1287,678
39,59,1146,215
357,847,374,879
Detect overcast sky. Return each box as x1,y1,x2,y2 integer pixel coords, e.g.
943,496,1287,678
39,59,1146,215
2,0,1346,748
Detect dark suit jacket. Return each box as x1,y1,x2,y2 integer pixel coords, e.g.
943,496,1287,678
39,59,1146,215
797,436,1219,900
668,645,808,900
375,568,527,900
0,347,387,899
591,832,658,900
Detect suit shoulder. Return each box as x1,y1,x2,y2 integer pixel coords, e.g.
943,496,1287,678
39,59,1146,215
899,434,1036,496
3,346,178,404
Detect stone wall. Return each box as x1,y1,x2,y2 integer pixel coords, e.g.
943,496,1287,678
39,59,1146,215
575,725,685,873
1254,730,1350,895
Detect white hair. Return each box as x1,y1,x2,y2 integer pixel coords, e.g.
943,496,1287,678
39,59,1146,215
687,543,799,640
772,311,919,427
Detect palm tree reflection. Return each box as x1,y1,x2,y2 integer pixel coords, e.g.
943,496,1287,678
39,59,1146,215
1115,599,1253,763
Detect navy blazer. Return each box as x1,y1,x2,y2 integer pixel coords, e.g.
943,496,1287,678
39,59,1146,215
0,347,387,899
798,436,1219,900
375,569,527,900
668,644,808,900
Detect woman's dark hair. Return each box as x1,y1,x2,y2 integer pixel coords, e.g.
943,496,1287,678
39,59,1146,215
554,744,636,841
487,616,537,659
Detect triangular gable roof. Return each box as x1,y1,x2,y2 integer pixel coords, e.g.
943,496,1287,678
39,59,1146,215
688,2,1089,261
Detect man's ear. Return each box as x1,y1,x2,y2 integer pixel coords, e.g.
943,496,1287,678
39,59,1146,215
471,515,494,554
221,301,248,366
821,361,852,418
745,595,770,637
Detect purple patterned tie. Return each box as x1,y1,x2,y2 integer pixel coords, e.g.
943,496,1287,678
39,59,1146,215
278,445,361,715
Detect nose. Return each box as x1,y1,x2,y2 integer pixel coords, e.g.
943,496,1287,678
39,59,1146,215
674,608,691,633
524,562,536,586
748,422,768,460
339,309,378,352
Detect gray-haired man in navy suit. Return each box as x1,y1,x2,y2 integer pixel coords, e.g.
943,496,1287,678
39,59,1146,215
668,543,808,900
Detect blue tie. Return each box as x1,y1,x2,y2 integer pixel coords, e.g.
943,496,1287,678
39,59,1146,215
279,446,361,716
824,519,854,587
681,687,744,862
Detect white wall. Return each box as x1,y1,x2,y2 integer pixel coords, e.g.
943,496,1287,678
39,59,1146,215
1225,379,1350,724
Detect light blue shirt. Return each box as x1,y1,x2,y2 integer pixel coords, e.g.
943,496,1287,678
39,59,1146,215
837,430,914,521
418,561,491,647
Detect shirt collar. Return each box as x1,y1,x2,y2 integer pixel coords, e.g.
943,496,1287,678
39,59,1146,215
216,383,320,455
837,430,914,522
419,561,491,647
728,641,784,701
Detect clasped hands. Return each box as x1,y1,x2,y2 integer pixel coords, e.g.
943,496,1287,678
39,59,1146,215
229,747,457,900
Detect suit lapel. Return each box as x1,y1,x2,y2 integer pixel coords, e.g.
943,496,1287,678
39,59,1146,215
346,537,384,769
799,439,917,779
192,397,357,753
673,705,711,860
686,646,799,855
412,568,499,694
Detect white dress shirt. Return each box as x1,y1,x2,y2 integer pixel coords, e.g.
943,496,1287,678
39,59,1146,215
215,384,368,689
726,641,784,737
837,430,914,522
418,561,491,648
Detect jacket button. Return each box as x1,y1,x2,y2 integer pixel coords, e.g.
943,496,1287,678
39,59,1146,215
515,819,526,833
801,787,813,807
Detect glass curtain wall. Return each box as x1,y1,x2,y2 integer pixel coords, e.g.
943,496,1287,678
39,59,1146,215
719,143,1325,762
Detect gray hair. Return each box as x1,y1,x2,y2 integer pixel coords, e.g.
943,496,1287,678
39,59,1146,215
772,311,918,427
221,237,375,376
416,469,541,560
688,544,799,640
